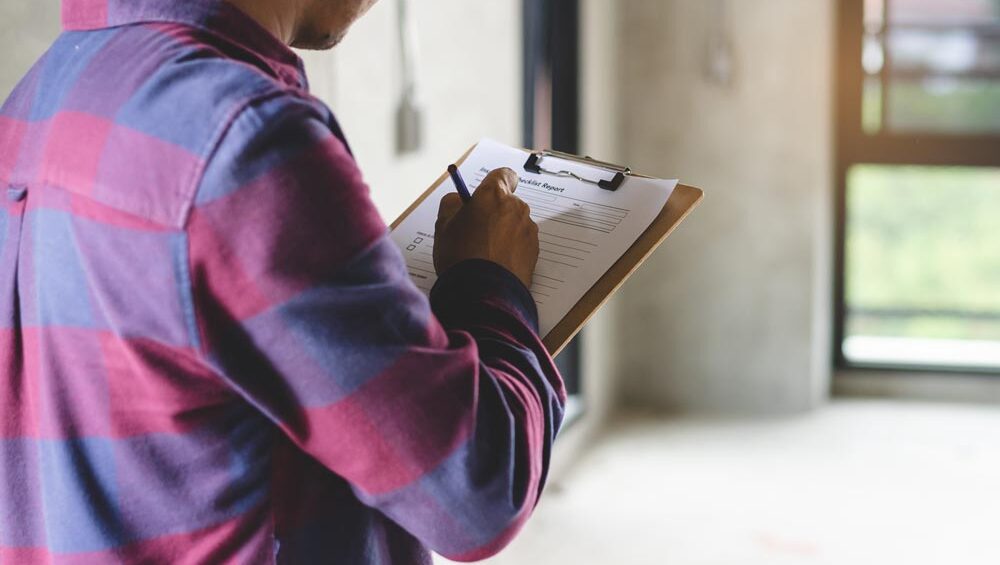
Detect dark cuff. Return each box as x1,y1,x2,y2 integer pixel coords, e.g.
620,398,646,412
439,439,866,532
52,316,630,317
430,259,539,332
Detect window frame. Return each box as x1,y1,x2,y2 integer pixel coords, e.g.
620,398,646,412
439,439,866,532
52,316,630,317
523,0,587,405
833,0,1000,375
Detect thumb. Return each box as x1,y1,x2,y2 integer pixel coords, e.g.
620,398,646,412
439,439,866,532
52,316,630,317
476,168,519,201
436,192,463,230
495,167,519,195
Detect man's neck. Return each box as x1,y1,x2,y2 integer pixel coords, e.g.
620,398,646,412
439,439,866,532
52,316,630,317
225,0,300,45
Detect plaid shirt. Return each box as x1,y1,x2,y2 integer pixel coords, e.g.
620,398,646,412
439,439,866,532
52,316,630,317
0,1,565,563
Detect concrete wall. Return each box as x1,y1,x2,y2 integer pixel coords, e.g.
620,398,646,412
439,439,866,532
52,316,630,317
615,0,835,413
0,0,61,99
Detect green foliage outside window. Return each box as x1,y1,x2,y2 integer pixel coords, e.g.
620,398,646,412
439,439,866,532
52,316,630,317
846,165,1000,341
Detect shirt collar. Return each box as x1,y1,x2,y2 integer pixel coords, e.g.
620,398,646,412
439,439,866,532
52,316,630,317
61,0,306,88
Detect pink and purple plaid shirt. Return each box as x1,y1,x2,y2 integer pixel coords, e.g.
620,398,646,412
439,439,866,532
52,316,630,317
0,1,565,563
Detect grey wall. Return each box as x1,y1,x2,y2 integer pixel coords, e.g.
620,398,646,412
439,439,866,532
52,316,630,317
0,0,61,99
615,0,835,414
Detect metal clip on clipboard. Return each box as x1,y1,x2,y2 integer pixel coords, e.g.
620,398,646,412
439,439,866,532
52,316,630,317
523,150,632,191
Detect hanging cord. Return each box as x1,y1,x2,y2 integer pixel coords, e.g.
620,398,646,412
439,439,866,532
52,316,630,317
395,0,424,155
705,0,737,87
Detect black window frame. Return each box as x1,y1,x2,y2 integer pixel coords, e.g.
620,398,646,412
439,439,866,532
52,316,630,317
833,0,1000,375
523,0,585,399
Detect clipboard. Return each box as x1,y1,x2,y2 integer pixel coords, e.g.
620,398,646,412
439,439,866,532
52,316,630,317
391,143,703,357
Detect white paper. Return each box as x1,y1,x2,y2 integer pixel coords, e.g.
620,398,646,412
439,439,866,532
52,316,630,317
390,139,677,337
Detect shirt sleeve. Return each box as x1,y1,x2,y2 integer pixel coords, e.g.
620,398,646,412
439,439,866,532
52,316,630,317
184,92,566,561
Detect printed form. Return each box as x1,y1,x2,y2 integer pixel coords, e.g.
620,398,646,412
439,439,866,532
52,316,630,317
390,139,677,337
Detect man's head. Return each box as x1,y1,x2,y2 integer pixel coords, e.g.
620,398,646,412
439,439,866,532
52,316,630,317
229,0,379,50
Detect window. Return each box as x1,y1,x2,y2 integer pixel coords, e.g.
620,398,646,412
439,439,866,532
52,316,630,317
836,0,1000,372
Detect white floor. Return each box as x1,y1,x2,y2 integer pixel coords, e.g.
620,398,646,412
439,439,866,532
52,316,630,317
440,400,1000,565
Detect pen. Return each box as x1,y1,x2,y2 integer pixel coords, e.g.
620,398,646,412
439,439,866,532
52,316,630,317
447,164,473,203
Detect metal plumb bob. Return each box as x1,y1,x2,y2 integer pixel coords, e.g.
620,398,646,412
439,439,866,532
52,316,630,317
523,150,631,191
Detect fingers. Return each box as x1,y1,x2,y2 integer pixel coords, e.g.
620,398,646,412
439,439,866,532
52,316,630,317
436,192,463,229
473,167,519,204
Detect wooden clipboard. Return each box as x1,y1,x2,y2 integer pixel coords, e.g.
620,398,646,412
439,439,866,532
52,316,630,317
391,144,703,357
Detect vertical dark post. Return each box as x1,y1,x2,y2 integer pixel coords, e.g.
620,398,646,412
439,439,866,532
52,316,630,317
522,0,545,148
834,0,866,370
523,0,583,402
550,0,580,155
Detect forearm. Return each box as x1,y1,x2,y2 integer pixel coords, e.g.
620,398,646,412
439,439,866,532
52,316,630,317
417,259,565,560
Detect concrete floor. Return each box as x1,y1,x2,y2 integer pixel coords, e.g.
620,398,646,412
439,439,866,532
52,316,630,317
440,400,1000,565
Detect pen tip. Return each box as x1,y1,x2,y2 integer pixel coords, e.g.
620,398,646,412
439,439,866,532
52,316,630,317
447,164,458,174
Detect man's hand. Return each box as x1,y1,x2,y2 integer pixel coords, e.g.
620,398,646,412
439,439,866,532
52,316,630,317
434,167,539,289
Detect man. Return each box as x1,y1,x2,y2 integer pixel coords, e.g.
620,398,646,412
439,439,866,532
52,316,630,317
0,0,565,562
